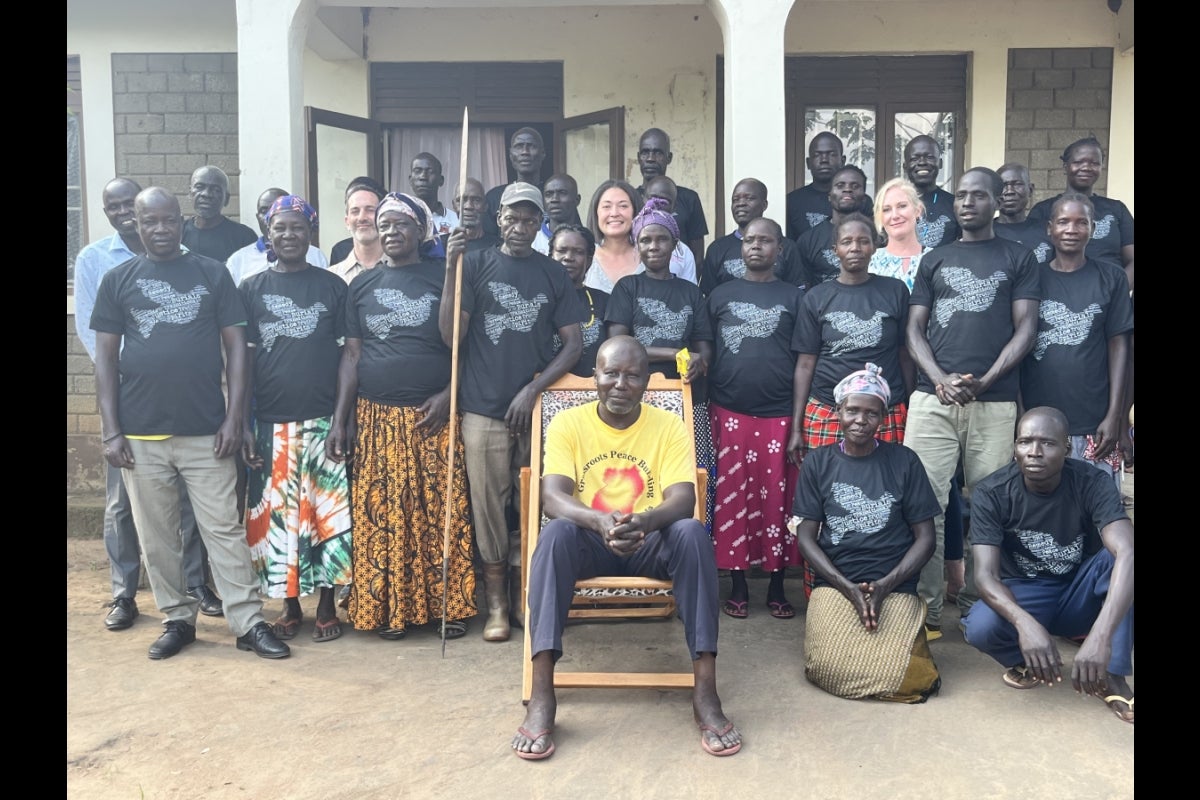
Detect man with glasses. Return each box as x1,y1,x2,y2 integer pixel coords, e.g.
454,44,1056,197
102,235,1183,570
441,182,587,642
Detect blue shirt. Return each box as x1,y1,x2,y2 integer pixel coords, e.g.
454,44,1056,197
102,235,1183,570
73,233,140,361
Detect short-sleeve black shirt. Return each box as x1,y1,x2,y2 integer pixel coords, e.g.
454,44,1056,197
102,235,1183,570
916,188,960,249
792,442,941,594
240,266,346,423
993,219,1053,265
90,251,247,435
459,248,586,418
970,459,1128,580
700,232,804,296
707,278,804,417
554,286,609,378
909,237,1041,401
345,259,451,408
796,220,842,290
1028,194,1134,274
182,216,258,263
605,273,713,380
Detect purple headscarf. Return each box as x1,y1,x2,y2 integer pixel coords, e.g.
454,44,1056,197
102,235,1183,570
631,196,680,241
264,195,317,262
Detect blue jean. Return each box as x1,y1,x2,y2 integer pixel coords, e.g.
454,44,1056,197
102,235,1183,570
962,548,1134,676
528,518,719,661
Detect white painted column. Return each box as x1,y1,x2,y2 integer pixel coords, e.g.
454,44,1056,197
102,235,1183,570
235,0,313,221
708,0,794,232
965,45,1009,173
1107,50,1134,213
78,50,117,251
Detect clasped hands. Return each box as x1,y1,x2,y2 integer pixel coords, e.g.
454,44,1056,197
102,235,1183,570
598,510,647,556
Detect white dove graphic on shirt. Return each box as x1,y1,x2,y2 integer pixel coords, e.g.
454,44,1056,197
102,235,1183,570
484,281,548,344
1033,300,1102,360
365,288,436,339
634,297,692,347
918,214,950,248
821,247,841,268
132,278,209,337
257,294,326,352
1092,214,1115,240
933,267,1009,328
806,211,829,229
1013,529,1084,577
721,302,786,353
825,310,886,355
722,258,747,279
825,482,895,545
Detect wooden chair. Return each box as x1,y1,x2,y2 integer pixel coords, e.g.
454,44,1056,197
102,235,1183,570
519,373,704,702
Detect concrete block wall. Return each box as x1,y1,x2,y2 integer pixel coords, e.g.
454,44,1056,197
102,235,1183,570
111,52,245,219
1006,47,1113,207
67,313,103,494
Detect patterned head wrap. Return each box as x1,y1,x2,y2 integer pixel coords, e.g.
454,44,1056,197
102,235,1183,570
376,192,445,258
264,195,317,262
833,362,891,407
631,196,680,242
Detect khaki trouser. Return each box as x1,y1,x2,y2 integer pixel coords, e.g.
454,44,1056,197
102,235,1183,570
461,413,531,565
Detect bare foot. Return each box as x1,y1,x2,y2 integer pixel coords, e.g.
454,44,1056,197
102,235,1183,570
512,696,557,758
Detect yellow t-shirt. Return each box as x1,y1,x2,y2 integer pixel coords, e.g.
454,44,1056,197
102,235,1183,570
542,401,694,516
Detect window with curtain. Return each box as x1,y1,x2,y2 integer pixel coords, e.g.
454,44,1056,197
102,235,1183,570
387,126,508,205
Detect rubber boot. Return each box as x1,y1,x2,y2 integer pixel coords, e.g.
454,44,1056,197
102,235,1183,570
482,561,511,642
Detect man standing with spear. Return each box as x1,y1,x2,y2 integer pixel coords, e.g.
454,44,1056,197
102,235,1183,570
441,137,586,643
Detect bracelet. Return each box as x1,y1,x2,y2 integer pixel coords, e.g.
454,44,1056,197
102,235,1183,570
102,432,123,444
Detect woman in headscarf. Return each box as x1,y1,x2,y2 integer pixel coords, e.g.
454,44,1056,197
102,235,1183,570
605,197,715,525
240,195,353,642
328,192,476,640
789,364,942,702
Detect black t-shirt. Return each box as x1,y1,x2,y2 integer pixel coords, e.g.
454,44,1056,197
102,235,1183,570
1019,259,1135,434
994,219,1053,265
796,220,842,290
700,232,804,296
707,279,803,417
329,237,353,266
909,237,1041,401
916,188,960,249
465,234,503,253
970,459,1127,580
795,275,910,407
345,259,451,408
554,286,609,378
182,217,258,263
605,273,713,380
482,183,512,239
240,267,346,423
1028,194,1134,274
90,252,247,435
784,183,875,242
672,185,709,243
792,441,941,594
459,248,586,418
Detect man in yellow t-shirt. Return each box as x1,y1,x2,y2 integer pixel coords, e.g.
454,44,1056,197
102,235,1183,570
512,336,742,761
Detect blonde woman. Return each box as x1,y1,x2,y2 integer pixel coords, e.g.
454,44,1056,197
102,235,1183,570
869,178,929,291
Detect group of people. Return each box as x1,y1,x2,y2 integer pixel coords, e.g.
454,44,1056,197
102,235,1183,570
74,124,1134,758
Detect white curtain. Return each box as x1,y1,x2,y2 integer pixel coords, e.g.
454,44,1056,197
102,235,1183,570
387,126,508,203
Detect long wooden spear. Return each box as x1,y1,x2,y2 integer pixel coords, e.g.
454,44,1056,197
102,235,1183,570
441,106,469,657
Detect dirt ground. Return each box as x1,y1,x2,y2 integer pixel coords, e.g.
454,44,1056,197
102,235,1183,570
67,481,1134,800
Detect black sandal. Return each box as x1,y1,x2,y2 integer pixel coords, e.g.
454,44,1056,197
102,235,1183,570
440,621,467,640
378,627,407,640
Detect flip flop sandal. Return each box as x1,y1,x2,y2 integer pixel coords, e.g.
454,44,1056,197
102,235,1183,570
1002,665,1041,690
721,599,749,619
698,722,742,757
378,627,407,640
438,621,467,640
272,615,302,641
513,727,555,761
766,600,796,619
1104,695,1134,724
312,618,343,643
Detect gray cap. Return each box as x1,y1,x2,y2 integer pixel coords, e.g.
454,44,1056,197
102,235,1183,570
499,181,544,214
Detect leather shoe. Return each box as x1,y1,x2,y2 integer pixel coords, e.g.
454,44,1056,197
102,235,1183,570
235,621,291,659
148,621,196,660
188,585,224,617
105,597,138,631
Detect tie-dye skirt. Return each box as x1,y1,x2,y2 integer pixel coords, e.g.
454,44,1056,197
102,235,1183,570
245,415,353,599
708,403,801,572
347,397,476,633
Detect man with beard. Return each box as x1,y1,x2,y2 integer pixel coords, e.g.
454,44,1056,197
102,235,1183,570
330,181,386,284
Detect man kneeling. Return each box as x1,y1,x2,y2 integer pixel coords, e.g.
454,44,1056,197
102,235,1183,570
513,336,741,760
962,407,1134,724
789,364,942,702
